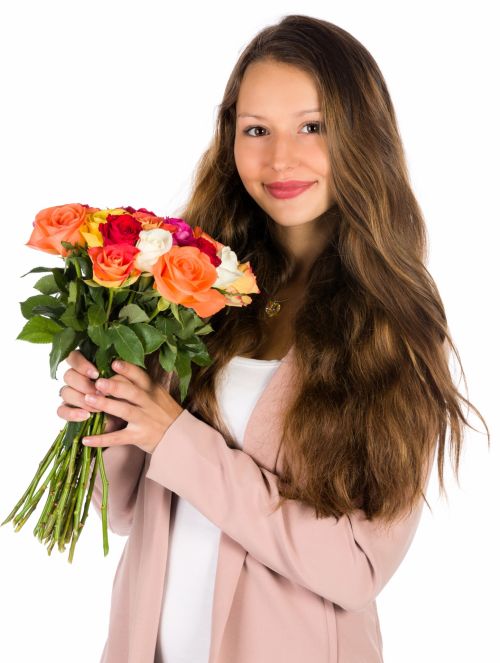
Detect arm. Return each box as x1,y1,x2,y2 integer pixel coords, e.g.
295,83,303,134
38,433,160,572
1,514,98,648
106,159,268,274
145,408,437,612
90,444,146,536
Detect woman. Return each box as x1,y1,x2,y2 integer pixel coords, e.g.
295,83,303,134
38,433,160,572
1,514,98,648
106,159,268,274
57,14,488,663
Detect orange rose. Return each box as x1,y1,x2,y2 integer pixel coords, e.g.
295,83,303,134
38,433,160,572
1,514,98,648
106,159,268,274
26,203,96,257
88,244,141,288
152,244,226,318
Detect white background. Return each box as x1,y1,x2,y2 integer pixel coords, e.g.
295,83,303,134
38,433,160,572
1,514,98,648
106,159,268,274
0,1,498,661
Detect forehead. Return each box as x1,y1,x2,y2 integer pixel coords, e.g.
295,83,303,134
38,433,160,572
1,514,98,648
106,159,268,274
236,60,320,114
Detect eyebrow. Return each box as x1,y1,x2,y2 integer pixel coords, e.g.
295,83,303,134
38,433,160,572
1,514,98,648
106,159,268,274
236,108,321,119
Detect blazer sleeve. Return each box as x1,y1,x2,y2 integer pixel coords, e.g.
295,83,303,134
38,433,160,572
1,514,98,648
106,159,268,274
90,444,146,536
145,407,437,612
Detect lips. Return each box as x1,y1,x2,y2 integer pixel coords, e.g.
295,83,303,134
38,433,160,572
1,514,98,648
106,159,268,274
265,180,316,200
266,180,316,191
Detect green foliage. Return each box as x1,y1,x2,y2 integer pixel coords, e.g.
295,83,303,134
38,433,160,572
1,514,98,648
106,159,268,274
17,251,216,393
108,324,145,367
17,316,64,343
49,328,82,378
118,303,150,324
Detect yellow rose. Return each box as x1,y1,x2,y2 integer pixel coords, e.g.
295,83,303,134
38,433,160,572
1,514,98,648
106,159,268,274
79,208,128,248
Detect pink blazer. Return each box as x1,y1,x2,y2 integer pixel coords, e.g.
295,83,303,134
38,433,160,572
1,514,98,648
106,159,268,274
91,344,436,663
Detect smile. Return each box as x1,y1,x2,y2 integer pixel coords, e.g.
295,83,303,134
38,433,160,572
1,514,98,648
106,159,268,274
264,182,316,200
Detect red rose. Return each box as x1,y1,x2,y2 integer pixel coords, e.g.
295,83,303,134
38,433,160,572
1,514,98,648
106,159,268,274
189,236,221,267
99,214,142,246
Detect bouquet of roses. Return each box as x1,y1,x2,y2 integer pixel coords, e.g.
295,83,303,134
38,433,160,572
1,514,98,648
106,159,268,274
1,203,259,562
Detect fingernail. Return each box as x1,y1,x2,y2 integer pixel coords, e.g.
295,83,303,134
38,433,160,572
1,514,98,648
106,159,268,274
85,394,97,403
113,360,122,370
87,368,99,379
77,411,90,420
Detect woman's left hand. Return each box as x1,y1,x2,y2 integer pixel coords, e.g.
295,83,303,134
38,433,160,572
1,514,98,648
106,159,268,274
81,359,184,454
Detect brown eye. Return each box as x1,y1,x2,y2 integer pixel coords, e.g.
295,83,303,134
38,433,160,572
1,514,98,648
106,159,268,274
244,126,267,137
301,122,322,134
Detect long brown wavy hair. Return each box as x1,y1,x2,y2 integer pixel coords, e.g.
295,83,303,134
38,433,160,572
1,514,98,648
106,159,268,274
147,14,490,526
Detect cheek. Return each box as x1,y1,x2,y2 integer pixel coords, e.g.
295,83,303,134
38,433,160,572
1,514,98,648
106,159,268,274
308,143,331,177
234,140,262,180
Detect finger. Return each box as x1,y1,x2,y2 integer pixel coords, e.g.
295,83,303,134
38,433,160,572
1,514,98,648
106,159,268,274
82,428,129,448
111,359,153,392
66,350,100,380
93,375,147,408
62,367,101,400
56,402,93,422
58,384,102,414
83,391,138,423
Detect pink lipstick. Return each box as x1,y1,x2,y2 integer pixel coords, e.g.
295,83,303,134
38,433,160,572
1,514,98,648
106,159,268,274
265,180,316,199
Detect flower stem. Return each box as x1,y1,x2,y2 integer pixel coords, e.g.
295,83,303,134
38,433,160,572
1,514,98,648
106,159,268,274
54,435,79,545
40,452,72,540
106,288,115,319
1,429,64,527
13,450,65,528
68,445,99,563
95,422,109,555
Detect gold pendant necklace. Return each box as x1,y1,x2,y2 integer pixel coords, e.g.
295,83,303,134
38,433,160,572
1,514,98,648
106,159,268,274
265,297,290,318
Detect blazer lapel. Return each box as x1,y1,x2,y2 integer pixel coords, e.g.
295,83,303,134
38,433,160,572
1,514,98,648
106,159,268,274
208,343,296,663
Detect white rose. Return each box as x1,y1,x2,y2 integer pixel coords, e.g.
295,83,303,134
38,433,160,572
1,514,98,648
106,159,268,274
135,228,173,273
212,245,243,288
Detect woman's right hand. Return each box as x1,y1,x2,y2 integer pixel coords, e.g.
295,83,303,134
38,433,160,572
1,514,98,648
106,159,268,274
56,350,126,434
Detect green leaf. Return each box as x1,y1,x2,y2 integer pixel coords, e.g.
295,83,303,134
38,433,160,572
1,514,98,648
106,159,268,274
21,266,56,277
34,273,59,295
88,303,107,327
188,344,212,367
83,279,101,288
49,327,79,378
87,325,112,350
95,345,115,376
109,324,145,367
87,285,104,306
111,289,130,308
137,289,162,304
118,303,150,324
154,316,182,336
30,305,65,321
20,294,63,320
130,323,165,354
17,316,63,343
174,350,192,403
52,268,68,293
158,342,177,373
78,337,97,365
175,307,200,340
195,322,214,335
59,303,86,331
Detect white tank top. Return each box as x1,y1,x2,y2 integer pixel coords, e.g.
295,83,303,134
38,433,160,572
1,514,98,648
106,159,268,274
154,355,283,663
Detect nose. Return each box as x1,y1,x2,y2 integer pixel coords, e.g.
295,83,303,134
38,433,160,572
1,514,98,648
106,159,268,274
268,132,300,172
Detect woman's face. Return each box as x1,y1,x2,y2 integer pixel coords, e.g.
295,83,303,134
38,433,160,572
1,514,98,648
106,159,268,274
234,59,334,228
